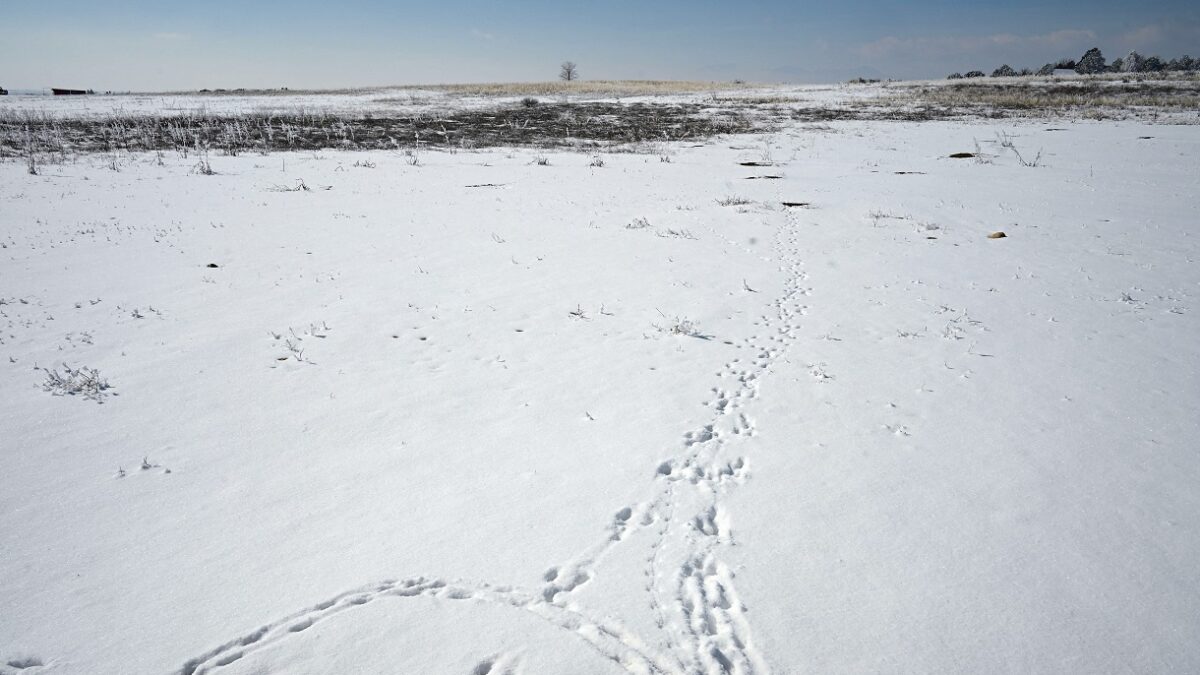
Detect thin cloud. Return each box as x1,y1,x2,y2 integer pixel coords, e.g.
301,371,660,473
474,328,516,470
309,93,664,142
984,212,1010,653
1120,25,1164,47
1026,29,1098,49
858,29,1096,59
469,28,495,41
1116,22,1200,50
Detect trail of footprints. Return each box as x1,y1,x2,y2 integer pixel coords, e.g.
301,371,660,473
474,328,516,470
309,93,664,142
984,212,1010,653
178,200,812,675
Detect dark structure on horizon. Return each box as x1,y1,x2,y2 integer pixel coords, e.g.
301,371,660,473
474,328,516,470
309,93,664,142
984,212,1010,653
0,86,8,95
51,88,90,95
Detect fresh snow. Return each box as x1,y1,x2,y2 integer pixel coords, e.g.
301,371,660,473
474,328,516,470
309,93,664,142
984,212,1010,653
2,92,1199,675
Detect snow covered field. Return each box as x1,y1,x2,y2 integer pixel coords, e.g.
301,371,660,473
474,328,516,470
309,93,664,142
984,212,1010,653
2,85,1199,674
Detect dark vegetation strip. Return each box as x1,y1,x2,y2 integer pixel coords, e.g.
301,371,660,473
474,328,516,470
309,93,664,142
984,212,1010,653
0,102,754,156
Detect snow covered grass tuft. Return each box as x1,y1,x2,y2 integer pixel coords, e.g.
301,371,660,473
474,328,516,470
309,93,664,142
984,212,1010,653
41,364,112,401
654,316,712,340
996,131,1043,167
716,195,753,206
656,228,698,240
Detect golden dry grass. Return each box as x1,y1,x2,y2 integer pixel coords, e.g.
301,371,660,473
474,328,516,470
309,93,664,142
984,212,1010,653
892,73,1200,111
414,80,766,97
913,88,1200,110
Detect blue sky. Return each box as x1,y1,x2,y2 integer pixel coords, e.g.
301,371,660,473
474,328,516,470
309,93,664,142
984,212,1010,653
3,1,1198,90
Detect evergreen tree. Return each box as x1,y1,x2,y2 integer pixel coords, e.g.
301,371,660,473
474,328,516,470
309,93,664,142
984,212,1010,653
1166,56,1194,71
1122,51,1144,72
1075,48,1106,74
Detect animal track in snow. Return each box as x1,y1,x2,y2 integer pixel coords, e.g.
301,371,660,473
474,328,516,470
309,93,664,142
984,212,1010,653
542,568,592,602
472,652,521,675
731,413,756,436
174,170,820,675
684,425,717,446
692,505,733,543
707,388,733,414
675,553,768,675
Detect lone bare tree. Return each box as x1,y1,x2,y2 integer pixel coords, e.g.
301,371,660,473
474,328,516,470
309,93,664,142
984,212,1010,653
559,61,578,81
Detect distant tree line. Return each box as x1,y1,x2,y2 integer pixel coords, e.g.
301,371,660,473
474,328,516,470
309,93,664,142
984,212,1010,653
947,48,1198,79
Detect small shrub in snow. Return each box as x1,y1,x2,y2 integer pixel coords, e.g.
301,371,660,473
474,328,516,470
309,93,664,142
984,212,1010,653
964,70,985,78
42,364,111,401
996,131,1042,167
716,195,753,206
192,157,215,175
521,97,539,108
589,155,605,167
971,139,991,164
626,217,652,229
655,317,711,340
656,228,698,240
991,65,1016,77
267,179,311,192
